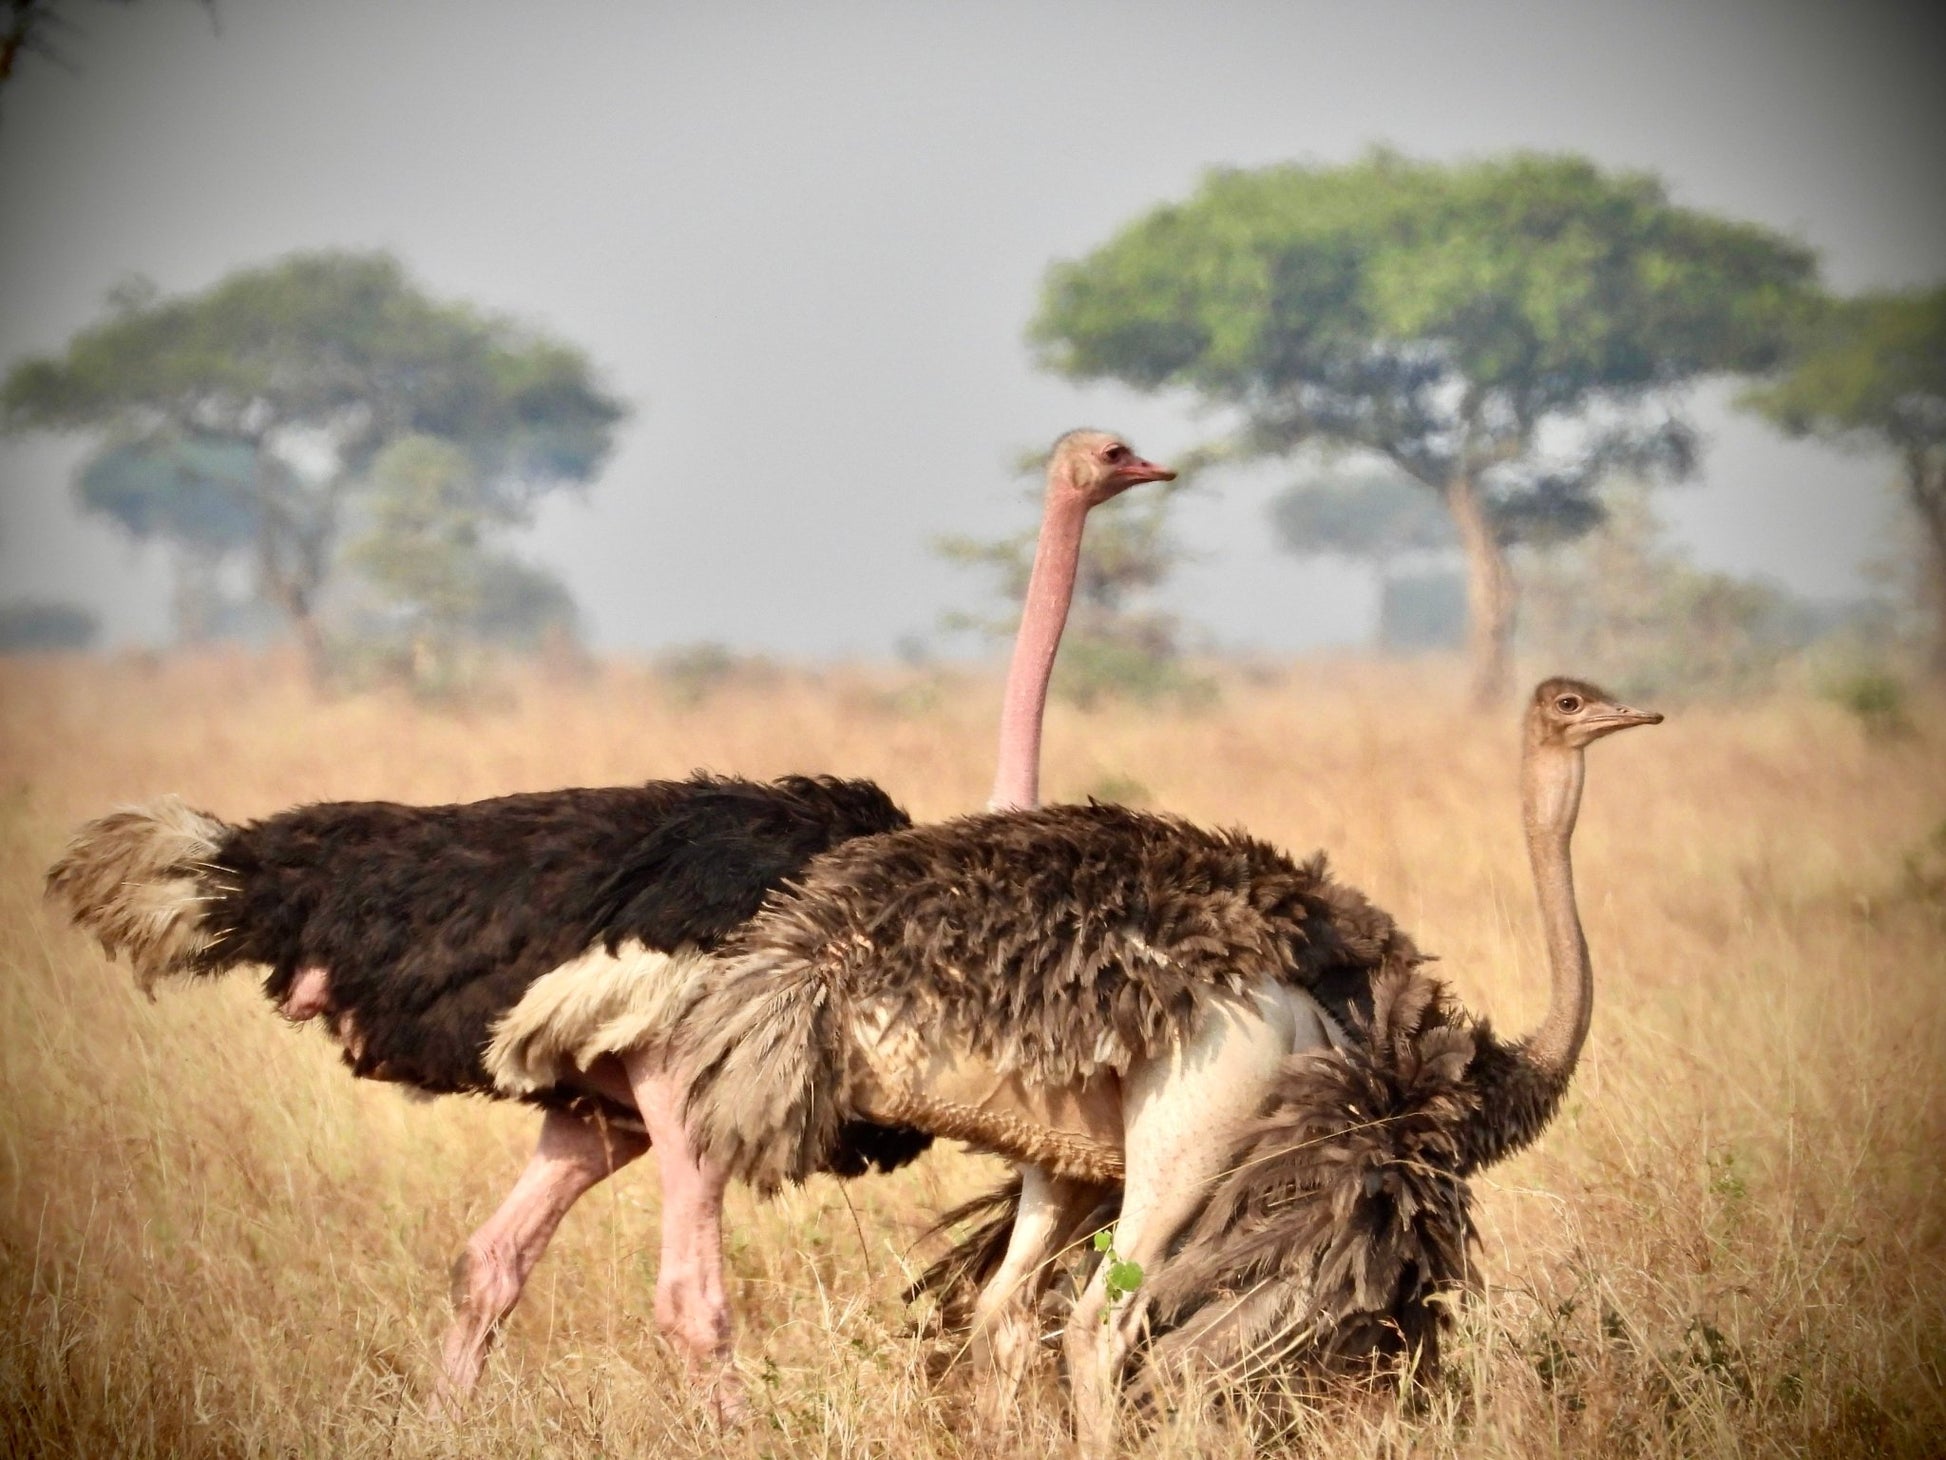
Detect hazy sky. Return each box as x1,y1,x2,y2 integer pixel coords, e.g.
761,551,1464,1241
2,0,1942,656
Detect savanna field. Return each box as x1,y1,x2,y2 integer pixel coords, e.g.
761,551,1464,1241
1,652,1940,1458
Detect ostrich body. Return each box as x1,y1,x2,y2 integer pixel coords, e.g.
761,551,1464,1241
45,773,922,1412
43,428,1174,1419
672,680,1660,1447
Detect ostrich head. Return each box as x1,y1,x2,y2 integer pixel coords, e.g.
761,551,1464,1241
1048,428,1176,507
1526,677,1664,751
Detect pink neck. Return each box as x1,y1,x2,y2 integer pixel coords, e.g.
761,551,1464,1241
988,473,1090,811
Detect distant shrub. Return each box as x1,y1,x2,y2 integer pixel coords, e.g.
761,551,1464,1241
0,600,100,654
469,556,581,652
1826,670,1911,739
1519,490,1844,697
1380,571,1467,652
1053,636,1215,709
655,642,776,708
1083,772,1152,806
341,436,586,700
871,677,947,717
1899,820,1946,909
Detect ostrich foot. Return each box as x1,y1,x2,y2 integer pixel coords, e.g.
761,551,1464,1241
697,1359,750,1427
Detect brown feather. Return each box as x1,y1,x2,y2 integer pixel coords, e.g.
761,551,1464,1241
1136,967,1479,1391
909,968,1485,1399
677,802,1425,1188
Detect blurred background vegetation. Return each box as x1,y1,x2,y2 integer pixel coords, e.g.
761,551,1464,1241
932,153,1939,719
1,10,1940,725
1,249,623,695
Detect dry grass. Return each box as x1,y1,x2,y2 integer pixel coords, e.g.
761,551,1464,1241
1,650,1940,1458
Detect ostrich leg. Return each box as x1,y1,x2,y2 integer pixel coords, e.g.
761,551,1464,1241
970,430,1175,1416
623,1054,747,1422
434,1108,649,1414
1064,985,1316,1455
966,1167,1106,1423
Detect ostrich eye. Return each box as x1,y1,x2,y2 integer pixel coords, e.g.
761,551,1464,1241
1104,445,1129,462
1556,695,1582,713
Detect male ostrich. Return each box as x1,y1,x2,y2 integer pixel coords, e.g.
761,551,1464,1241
671,679,1660,1449
43,428,1175,1419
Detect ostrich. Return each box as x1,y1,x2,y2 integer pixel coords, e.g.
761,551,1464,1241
670,678,1660,1449
42,428,1176,1419
47,772,917,1418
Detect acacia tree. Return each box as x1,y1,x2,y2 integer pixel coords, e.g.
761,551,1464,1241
345,434,579,692
1275,464,1452,596
1032,150,1815,703
3,251,625,675
1,0,213,92
74,434,259,642
1742,286,1946,675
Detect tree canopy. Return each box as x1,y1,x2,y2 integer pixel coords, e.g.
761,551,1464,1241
342,433,580,691
72,433,261,641
3,250,625,671
2,1,216,106
1744,288,1946,443
1033,150,1817,700
75,434,258,555
1269,468,1454,565
1742,286,1946,673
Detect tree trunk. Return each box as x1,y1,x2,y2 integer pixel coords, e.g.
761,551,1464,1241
289,599,330,684
1907,447,1946,680
264,567,329,683
247,446,336,686
255,516,330,685
170,548,219,647
1447,470,1515,707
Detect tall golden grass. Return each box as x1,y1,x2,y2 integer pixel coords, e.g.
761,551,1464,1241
1,651,1940,1457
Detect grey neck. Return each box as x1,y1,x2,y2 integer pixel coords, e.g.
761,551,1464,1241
1519,741,1591,1078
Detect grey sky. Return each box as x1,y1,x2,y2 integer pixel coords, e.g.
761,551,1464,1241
2,0,1942,656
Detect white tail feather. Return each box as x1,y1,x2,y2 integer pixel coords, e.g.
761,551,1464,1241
44,796,230,994
485,941,707,1095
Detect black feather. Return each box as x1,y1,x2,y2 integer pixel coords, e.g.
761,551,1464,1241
162,773,929,1182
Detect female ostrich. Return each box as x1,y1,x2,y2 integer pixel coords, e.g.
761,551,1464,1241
671,678,1660,1449
43,428,1175,1418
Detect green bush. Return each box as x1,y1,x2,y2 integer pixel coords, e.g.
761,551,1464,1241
654,641,777,708
1826,670,1911,739
1053,635,1214,709
1519,490,1836,697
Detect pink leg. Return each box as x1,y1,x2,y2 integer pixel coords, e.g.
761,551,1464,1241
433,1107,648,1416
280,964,330,1020
622,1052,746,1424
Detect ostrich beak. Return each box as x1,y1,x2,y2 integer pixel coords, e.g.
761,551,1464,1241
1592,706,1664,730
1122,457,1177,485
